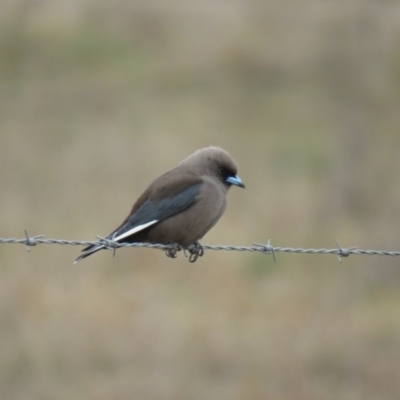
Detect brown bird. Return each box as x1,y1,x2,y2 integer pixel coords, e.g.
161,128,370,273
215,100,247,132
74,146,245,263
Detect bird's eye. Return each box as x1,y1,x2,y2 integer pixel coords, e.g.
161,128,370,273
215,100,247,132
218,167,227,175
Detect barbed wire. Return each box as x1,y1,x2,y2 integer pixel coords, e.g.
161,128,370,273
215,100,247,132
0,230,400,263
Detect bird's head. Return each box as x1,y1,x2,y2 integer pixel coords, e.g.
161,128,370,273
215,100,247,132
181,146,245,190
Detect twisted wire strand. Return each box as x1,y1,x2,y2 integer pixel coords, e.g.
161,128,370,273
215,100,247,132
1,231,400,261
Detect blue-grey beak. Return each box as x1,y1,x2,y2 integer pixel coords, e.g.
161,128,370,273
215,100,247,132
226,175,245,188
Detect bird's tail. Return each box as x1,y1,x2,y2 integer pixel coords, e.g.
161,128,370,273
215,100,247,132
74,243,105,264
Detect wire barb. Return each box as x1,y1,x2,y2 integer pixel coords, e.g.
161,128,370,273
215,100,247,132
24,229,45,253
334,239,357,263
96,235,118,257
254,240,277,263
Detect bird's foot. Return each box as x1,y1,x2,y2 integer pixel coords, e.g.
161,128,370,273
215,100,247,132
165,243,182,259
186,242,204,263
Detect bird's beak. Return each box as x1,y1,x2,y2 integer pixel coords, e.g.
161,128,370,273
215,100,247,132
226,175,245,188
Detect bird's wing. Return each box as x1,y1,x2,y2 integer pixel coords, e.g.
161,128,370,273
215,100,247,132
110,179,203,242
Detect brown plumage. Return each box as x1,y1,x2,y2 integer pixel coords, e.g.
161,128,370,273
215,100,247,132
75,146,245,263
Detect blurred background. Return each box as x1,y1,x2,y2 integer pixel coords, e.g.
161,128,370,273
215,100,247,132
1,0,400,399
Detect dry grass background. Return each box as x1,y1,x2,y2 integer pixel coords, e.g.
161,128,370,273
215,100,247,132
1,0,400,399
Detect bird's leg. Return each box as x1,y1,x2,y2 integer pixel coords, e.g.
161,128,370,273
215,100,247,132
165,243,182,259
187,242,204,263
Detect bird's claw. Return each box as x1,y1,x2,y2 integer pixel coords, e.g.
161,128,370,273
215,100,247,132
186,242,204,263
165,242,204,262
165,243,182,259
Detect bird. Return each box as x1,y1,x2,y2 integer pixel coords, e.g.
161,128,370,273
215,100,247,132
74,146,245,263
